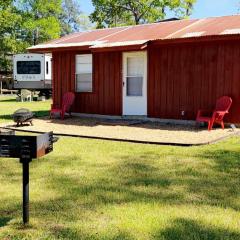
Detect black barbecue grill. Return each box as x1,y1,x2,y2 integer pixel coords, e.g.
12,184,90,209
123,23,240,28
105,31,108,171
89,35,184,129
12,108,34,126
0,130,58,224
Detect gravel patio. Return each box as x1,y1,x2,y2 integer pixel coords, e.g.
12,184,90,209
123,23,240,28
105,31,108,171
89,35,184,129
1,116,237,145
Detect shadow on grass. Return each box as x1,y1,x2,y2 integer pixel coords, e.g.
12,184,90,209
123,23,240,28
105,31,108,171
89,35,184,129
28,144,240,224
0,110,49,122
199,149,240,173
0,99,16,103
49,224,134,240
33,110,49,118
155,218,240,240
0,217,11,227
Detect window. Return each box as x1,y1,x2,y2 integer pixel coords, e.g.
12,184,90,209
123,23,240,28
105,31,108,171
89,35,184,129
17,61,41,74
76,54,93,92
126,57,144,96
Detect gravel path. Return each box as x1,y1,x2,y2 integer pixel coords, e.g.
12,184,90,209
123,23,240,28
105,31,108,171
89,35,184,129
1,117,237,145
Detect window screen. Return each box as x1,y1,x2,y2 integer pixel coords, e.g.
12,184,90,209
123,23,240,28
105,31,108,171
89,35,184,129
17,61,41,74
76,54,93,92
127,77,143,96
126,56,144,96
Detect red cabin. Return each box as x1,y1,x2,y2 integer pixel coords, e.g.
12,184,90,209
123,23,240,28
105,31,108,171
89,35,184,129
29,15,240,124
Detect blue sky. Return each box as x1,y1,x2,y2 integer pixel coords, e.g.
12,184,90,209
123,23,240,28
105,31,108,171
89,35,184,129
80,0,239,19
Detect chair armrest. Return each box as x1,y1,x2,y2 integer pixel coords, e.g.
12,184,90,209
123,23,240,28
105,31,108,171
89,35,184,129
215,110,228,114
213,110,228,117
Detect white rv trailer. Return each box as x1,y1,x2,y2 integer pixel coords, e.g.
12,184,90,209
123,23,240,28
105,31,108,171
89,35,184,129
13,54,52,93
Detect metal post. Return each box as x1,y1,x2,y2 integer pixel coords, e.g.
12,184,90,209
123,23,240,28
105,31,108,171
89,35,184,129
20,158,31,224
0,80,2,95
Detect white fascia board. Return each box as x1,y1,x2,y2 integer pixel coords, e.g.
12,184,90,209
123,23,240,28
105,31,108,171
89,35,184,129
28,41,106,50
221,28,240,35
90,40,148,48
181,31,205,38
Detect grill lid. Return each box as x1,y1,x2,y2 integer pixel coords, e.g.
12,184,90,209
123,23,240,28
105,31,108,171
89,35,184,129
12,108,34,122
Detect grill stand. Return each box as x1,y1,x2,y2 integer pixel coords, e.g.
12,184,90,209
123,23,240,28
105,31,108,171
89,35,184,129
20,158,32,224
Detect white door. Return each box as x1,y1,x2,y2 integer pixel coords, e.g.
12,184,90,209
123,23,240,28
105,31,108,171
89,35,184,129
123,51,147,115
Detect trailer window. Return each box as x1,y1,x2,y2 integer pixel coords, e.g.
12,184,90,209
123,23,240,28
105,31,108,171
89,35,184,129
75,54,92,92
17,61,41,74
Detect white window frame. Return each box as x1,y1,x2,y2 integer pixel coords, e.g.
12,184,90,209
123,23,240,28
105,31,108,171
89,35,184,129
75,54,93,93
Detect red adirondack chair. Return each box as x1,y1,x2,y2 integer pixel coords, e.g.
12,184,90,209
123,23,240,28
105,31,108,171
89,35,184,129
196,96,232,131
50,92,75,120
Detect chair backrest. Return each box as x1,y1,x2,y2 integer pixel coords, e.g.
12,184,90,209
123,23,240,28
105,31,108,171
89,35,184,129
21,89,31,97
215,96,232,112
62,92,75,112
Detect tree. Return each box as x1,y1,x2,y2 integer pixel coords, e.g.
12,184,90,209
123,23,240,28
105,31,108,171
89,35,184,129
0,0,63,70
174,0,196,18
0,0,27,71
59,0,81,35
59,0,94,36
19,0,62,45
90,0,197,28
78,13,95,31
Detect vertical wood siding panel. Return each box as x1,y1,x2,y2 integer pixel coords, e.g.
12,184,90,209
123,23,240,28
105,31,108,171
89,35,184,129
113,53,118,114
117,52,122,115
58,53,62,105
93,52,98,113
54,53,60,106
113,53,117,113
153,48,159,117
52,52,56,105
147,49,154,117
105,53,110,114
174,47,181,119
161,48,167,117
99,52,104,114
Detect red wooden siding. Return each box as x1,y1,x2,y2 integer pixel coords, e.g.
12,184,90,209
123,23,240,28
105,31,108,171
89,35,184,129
148,40,240,123
52,40,240,123
52,51,122,115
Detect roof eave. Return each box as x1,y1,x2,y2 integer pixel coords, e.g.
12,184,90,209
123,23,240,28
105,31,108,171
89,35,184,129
28,45,91,53
150,34,240,46
28,43,148,53
90,43,148,52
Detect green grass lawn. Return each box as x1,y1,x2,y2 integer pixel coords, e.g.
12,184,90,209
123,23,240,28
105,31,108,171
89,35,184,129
0,96,239,240
0,95,51,123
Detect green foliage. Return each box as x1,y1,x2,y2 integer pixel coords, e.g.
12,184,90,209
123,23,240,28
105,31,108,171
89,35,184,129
0,0,27,71
0,0,65,71
78,13,96,31
59,0,94,36
0,0,94,71
19,0,62,45
59,0,82,36
90,0,197,28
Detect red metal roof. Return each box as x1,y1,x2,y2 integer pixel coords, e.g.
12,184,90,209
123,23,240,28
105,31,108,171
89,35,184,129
28,15,240,51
